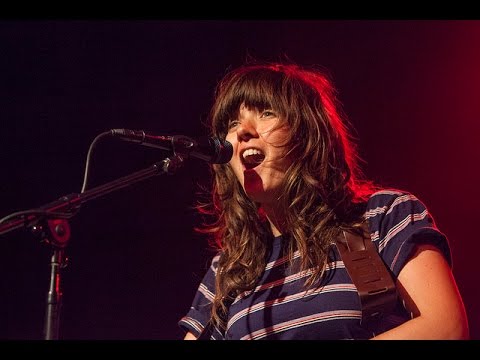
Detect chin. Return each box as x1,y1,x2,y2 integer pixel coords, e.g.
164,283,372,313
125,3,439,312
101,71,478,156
244,185,264,201
243,169,264,198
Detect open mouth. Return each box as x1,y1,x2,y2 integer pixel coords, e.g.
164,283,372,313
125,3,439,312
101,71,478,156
242,148,265,170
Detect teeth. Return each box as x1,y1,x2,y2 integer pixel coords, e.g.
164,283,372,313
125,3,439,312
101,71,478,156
242,148,265,166
242,148,264,159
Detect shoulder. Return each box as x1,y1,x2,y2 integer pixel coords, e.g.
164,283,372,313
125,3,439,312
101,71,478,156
364,188,432,228
365,188,421,212
363,188,451,274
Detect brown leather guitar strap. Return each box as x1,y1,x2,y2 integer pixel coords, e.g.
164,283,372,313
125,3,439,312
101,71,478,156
336,222,398,327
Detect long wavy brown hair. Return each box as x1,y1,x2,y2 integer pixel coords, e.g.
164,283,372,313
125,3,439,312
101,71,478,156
197,61,377,331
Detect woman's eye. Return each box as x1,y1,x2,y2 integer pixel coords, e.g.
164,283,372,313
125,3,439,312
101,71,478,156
261,110,275,118
228,120,240,129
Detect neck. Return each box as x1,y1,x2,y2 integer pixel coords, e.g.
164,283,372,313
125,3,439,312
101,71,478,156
262,204,286,237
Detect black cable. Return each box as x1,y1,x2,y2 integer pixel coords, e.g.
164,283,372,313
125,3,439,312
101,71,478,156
0,131,110,228
80,131,112,193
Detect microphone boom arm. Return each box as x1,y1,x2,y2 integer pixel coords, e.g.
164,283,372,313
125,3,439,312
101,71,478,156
0,155,184,236
0,153,185,340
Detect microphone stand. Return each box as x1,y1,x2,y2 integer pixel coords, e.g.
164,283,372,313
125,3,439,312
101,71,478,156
0,154,185,340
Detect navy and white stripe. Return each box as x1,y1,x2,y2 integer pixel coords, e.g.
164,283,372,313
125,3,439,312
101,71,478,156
178,189,450,339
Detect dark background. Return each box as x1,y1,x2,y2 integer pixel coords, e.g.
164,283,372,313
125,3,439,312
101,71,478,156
0,20,479,340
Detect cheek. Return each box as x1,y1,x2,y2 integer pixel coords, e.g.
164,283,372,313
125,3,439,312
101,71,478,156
227,153,243,180
225,134,240,167
230,159,243,180
225,132,236,144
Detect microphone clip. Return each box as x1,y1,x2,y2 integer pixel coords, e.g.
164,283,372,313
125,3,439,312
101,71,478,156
168,135,197,160
161,135,197,174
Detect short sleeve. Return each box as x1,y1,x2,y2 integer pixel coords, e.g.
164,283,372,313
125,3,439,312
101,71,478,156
178,254,220,338
365,190,451,277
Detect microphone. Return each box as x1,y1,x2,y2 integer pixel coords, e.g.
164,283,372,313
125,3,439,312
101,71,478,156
110,129,233,164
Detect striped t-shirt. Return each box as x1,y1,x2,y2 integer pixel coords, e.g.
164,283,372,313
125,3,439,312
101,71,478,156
178,189,451,340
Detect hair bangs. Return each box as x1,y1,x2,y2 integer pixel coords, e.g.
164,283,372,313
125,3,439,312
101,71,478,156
212,68,289,138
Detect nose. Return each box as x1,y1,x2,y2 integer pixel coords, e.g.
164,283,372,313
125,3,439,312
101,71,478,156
236,118,258,141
